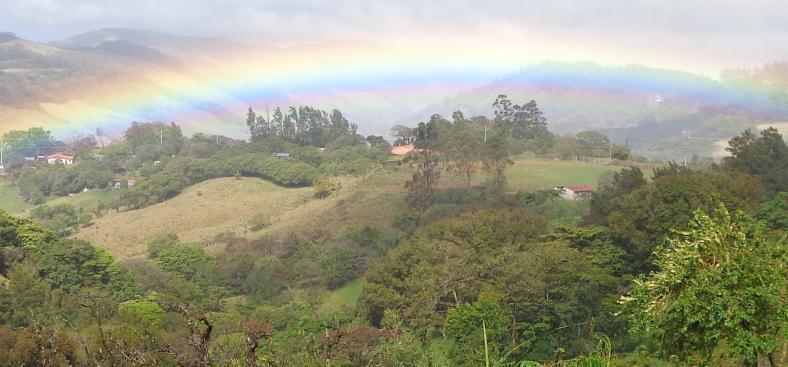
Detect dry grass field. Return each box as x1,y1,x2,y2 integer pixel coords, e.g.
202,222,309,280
73,171,410,261
74,177,313,259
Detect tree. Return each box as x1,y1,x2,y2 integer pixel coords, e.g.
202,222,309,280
246,106,260,141
587,167,647,224
723,127,788,193
481,134,512,195
445,294,511,366
606,172,766,268
756,192,788,230
445,130,482,189
390,125,416,146
622,203,787,366
404,151,441,211
493,95,549,140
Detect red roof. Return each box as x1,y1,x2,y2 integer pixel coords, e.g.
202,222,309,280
391,145,415,155
46,153,74,160
564,184,593,192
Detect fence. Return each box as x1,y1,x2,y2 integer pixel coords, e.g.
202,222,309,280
534,154,665,171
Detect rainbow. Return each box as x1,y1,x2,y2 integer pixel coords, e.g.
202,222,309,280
1,37,784,140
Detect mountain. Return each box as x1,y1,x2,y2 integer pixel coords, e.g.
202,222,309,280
420,62,788,159
1,28,786,160
0,30,253,138
0,29,432,139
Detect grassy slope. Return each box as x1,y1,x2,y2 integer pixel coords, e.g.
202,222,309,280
0,180,30,214
42,190,114,213
318,279,364,315
70,158,622,261
254,169,408,241
73,177,313,260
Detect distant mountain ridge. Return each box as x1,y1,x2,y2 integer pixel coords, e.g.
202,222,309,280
419,62,788,159
1,28,785,160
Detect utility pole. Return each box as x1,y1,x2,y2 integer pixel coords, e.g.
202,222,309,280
681,130,688,166
0,137,4,168
608,131,613,164
216,134,219,145
159,128,163,145
484,120,488,143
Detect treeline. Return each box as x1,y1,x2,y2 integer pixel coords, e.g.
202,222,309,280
4,118,390,212
246,105,359,147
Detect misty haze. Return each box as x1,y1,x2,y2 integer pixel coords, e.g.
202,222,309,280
0,1,786,366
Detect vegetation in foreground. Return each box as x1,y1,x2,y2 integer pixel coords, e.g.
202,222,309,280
0,96,786,366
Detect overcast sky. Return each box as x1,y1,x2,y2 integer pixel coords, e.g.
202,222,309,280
3,0,788,75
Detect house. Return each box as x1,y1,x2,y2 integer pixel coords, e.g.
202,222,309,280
109,178,137,190
390,145,416,155
273,152,290,159
46,153,74,165
555,184,593,200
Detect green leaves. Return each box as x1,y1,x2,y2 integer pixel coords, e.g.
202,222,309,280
622,202,787,363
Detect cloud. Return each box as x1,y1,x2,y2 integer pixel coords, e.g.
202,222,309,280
2,0,787,73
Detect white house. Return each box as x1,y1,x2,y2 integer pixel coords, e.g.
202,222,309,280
555,184,593,200
46,153,74,165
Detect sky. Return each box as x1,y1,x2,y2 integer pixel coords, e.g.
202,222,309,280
3,0,788,76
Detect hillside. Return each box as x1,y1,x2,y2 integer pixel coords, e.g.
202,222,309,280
69,158,629,261
72,171,411,261
0,180,30,214
74,177,313,259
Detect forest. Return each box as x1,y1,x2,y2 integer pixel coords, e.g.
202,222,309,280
0,96,786,367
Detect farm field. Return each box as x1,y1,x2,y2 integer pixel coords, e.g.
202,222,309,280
506,158,622,191
440,157,631,192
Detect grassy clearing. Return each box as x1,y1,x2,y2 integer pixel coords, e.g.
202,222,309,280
506,158,621,191
318,278,364,315
439,157,626,192
0,180,30,214
42,190,114,214
73,177,313,260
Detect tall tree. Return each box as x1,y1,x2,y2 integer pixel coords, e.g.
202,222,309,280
481,134,512,195
445,130,482,189
404,150,441,211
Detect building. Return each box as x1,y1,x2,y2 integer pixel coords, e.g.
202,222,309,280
273,152,291,159
555,184,593,200
109,178,137,190
46,153,74,165
390,145,416,155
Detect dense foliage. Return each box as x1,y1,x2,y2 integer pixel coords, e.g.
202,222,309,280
0,99,785,366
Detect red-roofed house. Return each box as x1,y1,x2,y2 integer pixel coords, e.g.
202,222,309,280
390,145,416,155
46,153,74,165
555,184,593,200
109,178,137,190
